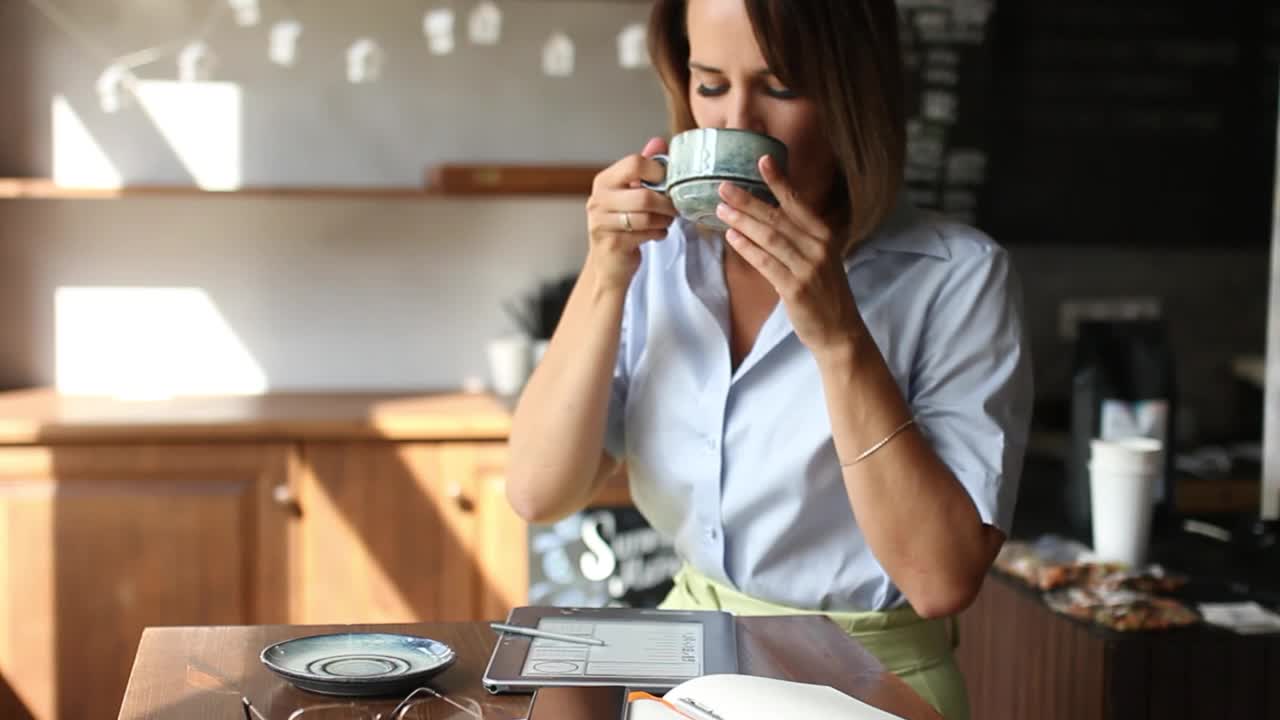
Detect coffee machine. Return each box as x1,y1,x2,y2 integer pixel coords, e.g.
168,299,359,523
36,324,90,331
1067,319,1177,543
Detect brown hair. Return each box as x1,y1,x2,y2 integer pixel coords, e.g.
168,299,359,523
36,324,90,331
648,0,906,252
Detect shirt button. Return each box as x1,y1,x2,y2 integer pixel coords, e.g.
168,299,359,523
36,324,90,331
707,436,719,452
706,527,719,541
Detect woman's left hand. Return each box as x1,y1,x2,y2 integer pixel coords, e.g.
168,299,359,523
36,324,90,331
715,155,864,357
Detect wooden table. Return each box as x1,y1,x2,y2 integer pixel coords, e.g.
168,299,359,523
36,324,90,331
118,617,942,719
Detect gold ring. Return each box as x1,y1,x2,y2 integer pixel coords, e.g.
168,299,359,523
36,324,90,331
622,211,633,232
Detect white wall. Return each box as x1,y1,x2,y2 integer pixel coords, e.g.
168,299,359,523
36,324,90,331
0,0,668,393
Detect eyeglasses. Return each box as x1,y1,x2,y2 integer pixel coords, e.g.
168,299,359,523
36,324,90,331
241,686,485,720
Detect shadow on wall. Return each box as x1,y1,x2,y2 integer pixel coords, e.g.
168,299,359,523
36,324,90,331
0,674,35,720
15,0,663,188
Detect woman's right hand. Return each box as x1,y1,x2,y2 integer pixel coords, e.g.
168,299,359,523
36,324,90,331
585,137,678,293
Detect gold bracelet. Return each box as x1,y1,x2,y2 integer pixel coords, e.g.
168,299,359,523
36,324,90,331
840,418,916,468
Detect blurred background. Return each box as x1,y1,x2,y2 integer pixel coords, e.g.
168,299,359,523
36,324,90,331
0,1,1277,718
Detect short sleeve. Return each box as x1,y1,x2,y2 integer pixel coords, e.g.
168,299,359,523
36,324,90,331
909,245,1033,532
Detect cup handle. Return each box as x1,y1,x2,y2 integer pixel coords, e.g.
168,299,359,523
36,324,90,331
640,154,669,193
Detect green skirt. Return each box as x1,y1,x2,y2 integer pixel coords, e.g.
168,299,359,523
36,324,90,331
660,565,970,720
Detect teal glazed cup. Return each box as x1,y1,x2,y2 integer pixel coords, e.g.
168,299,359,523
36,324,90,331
642,128,789,231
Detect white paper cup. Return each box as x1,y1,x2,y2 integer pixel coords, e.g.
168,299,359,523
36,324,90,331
487,335,531,396
1088,437,1163,567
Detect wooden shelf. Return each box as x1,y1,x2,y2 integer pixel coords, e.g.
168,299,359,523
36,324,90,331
0,165,605,199
0,178,434,200
0,387,515,443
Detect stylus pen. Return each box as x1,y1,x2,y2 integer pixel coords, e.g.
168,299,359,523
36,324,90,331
489,622,607,647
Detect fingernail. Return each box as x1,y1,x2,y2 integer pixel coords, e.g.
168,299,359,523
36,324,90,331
716,203,733,219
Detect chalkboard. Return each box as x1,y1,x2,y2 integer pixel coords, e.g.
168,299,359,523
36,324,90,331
898,0,998,226
981,0,1280,247
528,507,681,609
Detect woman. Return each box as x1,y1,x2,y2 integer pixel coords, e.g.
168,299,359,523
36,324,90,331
506,1,1032,717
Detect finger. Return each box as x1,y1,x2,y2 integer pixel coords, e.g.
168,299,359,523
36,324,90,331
715,199,810,276
588,194,675,235
596,187,678,218
594,152,668,191
717,181,824,263
723,226,793,292
641,136,669,158
630,137,670,189
594,211,671,233
759,155,830,241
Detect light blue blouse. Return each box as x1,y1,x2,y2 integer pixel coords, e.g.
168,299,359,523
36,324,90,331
604,200,1033,612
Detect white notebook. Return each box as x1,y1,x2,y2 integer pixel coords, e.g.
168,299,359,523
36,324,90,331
627,673,906,720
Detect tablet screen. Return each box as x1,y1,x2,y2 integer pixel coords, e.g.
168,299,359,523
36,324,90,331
519,619,704,680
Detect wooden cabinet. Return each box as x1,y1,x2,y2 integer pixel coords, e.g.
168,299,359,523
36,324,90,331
292,440,523,624
291,440,524,624
0,390,536,719
0,443,293,720
458,442,528,622
0,438,525,720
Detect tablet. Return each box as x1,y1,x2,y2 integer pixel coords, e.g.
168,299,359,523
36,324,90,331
526,685,628,720
481,606,739,694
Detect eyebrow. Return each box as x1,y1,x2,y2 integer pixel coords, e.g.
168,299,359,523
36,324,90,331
688,61,775,77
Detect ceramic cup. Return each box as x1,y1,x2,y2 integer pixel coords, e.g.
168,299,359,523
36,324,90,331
642,128,788,231
487,335,532,397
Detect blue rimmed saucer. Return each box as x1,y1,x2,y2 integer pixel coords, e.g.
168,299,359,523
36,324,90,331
260,632,456,697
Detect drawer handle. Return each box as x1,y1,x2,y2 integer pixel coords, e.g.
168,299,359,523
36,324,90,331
448,483,475,513
272,484,302,516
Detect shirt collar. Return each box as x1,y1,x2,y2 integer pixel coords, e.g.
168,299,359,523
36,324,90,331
845,197,951,271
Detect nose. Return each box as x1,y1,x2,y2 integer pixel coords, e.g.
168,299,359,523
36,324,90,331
723,91,765,134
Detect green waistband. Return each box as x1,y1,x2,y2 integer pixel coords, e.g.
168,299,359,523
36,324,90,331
662,565,953,675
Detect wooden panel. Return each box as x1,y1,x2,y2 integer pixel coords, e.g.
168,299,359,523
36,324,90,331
957,574,1110,720
1176,477,1262,514
1106,634,1148,720
1267,635,1280,718
426,164,601,195
296,442,480,624
1072,617,1106,720
0,444,291,720
0,174,609,199
0,179,432,199
1226,636,1267,720
1147,633,1189,720
446,442,529,621
0,388,513,445
1188,630,1230,720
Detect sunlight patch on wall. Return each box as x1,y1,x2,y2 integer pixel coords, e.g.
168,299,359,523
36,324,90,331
51,95,123,188
55,287,267,399
134,81,243,190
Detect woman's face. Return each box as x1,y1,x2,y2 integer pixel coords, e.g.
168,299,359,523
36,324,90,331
685,0,838,216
